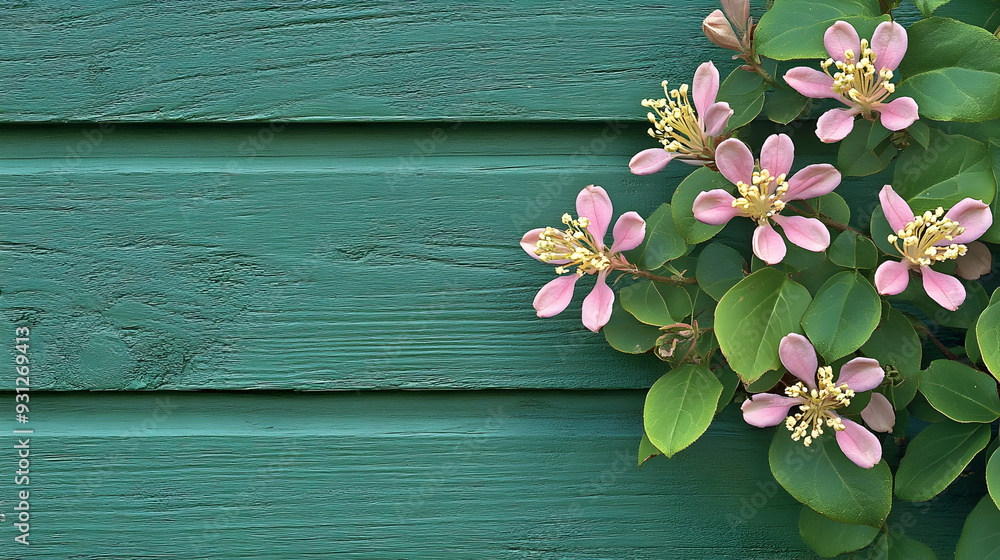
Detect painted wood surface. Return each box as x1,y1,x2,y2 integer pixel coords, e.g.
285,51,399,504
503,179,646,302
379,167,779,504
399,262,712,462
1,1,727,122
0,392,981,559
0,122,887,390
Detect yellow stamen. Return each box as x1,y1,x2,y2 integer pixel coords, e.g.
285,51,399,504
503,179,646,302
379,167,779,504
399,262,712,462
642,80,710,160
822,38,895,115
784,366,854,446
888,207,967,267
534,215,611,276
730,168,788,226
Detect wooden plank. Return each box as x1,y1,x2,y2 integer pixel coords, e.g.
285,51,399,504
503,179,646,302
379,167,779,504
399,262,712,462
0,391,979,558
0,1,727,122
0,122,885,390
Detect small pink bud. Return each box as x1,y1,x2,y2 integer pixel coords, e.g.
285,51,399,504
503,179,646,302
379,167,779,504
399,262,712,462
860,393,895,434
703,10,741,51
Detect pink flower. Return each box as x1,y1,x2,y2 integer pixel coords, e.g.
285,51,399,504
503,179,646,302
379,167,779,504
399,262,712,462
520,185,646,332
703,0,751,54
629,61,734,175
691,134,841,264
784,21,919,143
741,333,892,469
874,185,993,311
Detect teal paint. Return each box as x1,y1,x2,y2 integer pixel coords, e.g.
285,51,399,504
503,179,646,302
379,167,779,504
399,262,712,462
0,392,977,558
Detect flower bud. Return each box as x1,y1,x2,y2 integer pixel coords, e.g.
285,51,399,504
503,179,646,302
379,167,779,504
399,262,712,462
703,10,741,51
721,0,750,33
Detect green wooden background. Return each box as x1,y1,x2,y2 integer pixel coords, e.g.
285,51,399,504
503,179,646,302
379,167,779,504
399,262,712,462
0,1,982,558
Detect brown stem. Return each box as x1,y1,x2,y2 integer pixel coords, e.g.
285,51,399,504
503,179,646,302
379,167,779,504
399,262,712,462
624,268,698,286
912,323,963,362
793,201,862,234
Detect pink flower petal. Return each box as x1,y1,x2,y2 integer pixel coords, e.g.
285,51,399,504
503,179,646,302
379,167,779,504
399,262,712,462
824,21,862,62
693,61,721,118
722,0,749,32
784,163,841,201
715,138,755,186
693,189,740,225
576,185,613,245
581,272,614,332
878,185,915,233
861,392,895,433
742,394,803,428
629,148,674,176
759,134,795,179
702,101,733,137
752,223,786,264
870,21,907,72
835,417,882,469
783,66,838,100
703,10,742,51
533,274,579,318
874,259,912,295
921,266,966,311
955,241,992,280
610,211,646,253
816,107,860,143
521,228,546,260
944,198,993,244
771,215,830,252
521,229,572,265
878,97,919,131
836,357,884,392
779,333,819,390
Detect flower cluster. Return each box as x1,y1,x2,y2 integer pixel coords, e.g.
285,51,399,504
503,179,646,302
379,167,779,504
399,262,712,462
515,2,999,556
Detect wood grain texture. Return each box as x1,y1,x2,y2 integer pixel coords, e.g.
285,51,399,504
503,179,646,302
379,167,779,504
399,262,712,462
0,391,980,559
0,122,886,390
0,0,733,122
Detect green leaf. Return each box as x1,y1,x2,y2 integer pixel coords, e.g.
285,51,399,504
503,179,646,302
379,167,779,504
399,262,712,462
696,243,746,301
956,496,1000,560
894,421,991,501
638,433,661,469
908,391,950,423
801,271,881,362
893,129,996,210
769,431,892,527
620,280,693,326
828,230,878,269
799,505,879,557
919,360,1000,423
765,87,810,125
837,118,896,177
713,363,740,413
908,119,932,149
983,142,1000,244
861,308,921,409
862,533,938,560
805,191,851,226
896,17,1000,122
643,364,723,458
671,167,731,244
718,68,765,131
915,0,951,17
603,300,661,354
988,447,1000,509
870,206,897,256
626,203,687,270
978,300,1000,382
755,0,888,60
715,268,812,383
746,367,783,393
